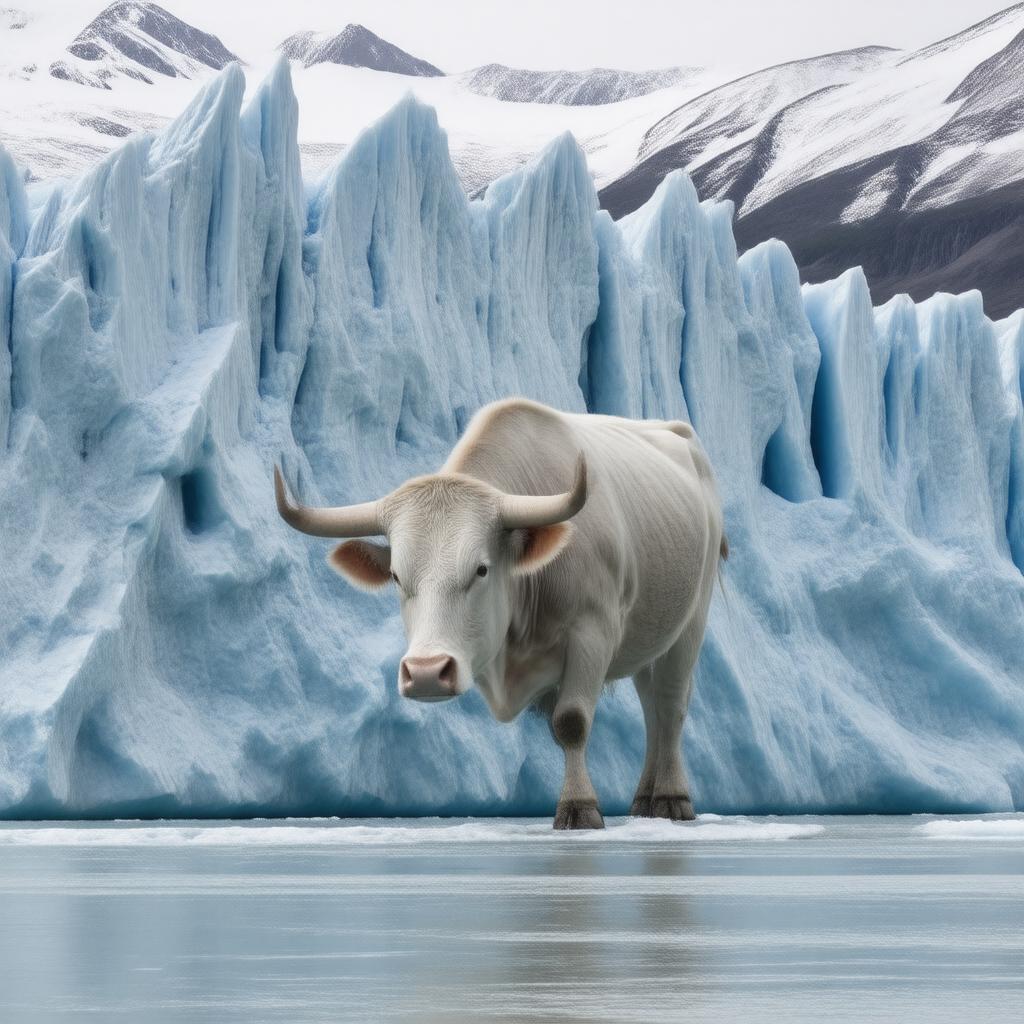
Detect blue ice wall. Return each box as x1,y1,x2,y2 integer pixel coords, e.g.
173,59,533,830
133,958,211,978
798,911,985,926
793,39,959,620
1,65,1022,818
0,145,28,446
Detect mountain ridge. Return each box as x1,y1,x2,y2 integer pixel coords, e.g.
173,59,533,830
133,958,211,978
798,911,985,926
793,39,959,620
599,3,1024,318
50,1,239,89
279,23,442,76
460,63,695,105
5,2,1024,312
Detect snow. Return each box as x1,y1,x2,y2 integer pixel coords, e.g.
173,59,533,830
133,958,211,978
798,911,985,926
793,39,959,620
736,5,1024,215
0,63,1022,820
919,818,1024,840
1,6,29,31
0,4,725,189
280,24,443,77
7,1,1024,238
902,143,975,208
0,816,825,845
619,5,1024,224
639,46,897,168
839,168,895,224
459,64,695,106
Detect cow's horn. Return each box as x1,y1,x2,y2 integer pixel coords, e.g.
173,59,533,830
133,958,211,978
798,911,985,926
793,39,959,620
274,466,384,538
498,453,588,530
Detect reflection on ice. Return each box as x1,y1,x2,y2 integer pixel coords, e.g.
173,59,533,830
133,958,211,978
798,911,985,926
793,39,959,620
0,815,1021,1022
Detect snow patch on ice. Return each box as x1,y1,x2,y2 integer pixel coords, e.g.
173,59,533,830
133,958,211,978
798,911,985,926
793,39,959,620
0,816,825,846
919,818,1024,840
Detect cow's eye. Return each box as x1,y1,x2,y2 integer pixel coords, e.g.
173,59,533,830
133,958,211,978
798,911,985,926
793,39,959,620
390,571,400,587
476,565,488,578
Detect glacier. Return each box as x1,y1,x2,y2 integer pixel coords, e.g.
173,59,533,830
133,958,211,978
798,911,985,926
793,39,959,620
0,61,1022,819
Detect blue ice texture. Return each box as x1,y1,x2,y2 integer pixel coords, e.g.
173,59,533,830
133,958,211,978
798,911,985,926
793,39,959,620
0,62,1022,818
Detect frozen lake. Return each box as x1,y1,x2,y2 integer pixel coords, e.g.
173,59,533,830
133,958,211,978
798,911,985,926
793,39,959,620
0,815,1021,1023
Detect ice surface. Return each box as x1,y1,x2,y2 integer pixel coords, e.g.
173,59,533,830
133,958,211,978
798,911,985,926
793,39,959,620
918,818,1024,839
2,815,1020,1024
0,64,1022,819
0,816,825,846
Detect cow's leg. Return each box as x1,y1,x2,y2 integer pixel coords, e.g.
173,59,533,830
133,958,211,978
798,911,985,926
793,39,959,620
648,630,701,822
630,664,659,816
551,632,607,831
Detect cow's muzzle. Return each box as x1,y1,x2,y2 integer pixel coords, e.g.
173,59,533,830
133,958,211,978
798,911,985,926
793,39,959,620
399,654,459,702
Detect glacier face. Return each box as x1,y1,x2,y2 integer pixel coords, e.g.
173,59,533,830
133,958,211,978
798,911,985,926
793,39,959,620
0,62,1022,819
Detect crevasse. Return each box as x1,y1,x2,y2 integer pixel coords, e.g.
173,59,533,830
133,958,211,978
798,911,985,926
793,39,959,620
0,63,1021,818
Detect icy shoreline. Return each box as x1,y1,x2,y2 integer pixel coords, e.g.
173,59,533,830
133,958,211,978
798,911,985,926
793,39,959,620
0,61,1022,819
0,814,1021,846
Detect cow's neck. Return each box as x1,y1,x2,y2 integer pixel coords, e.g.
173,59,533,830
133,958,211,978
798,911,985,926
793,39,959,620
500,574,565,705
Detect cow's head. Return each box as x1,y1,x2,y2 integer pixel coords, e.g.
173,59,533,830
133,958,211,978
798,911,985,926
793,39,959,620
274,457,587,703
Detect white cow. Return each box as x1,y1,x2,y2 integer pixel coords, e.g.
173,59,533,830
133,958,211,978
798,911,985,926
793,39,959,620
275,398,726,829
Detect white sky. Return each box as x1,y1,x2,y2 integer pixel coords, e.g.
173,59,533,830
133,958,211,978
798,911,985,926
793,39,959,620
24,1,1017,75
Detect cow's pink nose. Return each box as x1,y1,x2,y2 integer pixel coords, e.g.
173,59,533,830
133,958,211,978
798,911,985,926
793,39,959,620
399,655,458,701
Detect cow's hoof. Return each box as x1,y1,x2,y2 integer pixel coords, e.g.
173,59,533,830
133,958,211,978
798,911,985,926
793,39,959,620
651,794,696,821
629,795,653,817
553,801,605,830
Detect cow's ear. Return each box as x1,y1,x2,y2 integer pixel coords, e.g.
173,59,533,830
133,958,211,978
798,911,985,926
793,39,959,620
328,540,392,590
511,522,574,576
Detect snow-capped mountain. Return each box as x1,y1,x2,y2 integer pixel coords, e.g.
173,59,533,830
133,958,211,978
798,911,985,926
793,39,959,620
0,3,711,188
637,45,897,169
4,2,1024,313
460,63,693,105
49,2,239,89
600,3,1024,317
279,24,442,76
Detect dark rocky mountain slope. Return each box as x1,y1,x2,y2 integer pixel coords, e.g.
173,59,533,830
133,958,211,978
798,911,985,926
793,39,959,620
279,24,442,76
